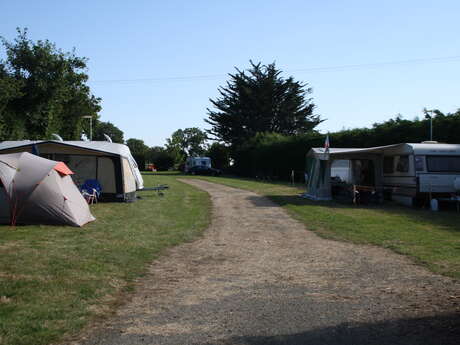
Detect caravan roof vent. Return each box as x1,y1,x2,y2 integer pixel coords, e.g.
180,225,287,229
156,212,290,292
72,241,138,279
421,141,438,144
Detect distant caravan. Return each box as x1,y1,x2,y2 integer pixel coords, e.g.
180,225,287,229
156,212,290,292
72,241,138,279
184,157,212,173
185,156,221,176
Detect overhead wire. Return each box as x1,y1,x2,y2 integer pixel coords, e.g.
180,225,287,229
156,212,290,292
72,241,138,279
89,55,460,84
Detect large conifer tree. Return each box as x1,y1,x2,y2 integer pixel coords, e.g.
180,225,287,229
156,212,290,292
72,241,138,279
205,61,321,147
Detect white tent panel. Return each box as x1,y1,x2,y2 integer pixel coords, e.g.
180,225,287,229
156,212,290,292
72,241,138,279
122,157,136,193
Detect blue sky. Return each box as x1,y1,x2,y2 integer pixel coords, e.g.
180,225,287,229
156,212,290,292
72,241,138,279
1,0,459,146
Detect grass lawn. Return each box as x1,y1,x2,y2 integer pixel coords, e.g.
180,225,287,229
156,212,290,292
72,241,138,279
0,174,210,345
171,172,460,279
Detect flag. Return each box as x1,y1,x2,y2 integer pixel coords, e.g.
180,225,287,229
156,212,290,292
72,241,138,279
324,135,330,153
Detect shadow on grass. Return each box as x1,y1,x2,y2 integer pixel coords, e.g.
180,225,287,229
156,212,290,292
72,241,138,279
246,194,460,234
210,313,460,345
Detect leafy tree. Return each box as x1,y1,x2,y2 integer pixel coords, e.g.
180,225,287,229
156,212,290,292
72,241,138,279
147,146,175,171
206,142,230,170
93,121,124,143
126,138,149,170
205,61,321,147
165,127,208,166
0,28,101,140
0,62,24,139
165,127,208,156
126,138,148,155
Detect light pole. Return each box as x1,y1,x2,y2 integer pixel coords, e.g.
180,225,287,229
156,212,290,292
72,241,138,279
82,115,93,141
427,110,434,141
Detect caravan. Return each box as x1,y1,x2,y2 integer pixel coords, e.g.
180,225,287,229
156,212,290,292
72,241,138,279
185,157,211,173
184,156,220,176
305,142,460,207
382,142,460,205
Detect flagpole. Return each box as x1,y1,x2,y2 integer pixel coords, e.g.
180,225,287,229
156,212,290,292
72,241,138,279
323,133,330,160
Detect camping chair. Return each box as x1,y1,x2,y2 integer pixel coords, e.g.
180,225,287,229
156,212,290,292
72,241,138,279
81,179,102,204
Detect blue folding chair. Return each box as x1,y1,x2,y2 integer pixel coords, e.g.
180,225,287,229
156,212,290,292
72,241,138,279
81,179,102,204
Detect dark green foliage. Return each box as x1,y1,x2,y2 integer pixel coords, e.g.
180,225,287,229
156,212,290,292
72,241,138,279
0,62,24,139
233,132,323,179
92,121,124,143
147,146,175,171
0,28,101,140
205,61,321,147
126,138,149,170
206,142,230,170
331,110,460,147
233,110,460,180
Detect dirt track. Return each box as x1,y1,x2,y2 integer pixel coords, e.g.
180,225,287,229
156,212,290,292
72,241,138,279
75,179,460,345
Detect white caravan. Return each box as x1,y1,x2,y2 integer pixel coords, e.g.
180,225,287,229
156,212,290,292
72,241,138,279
185,157,212,173
305,142,460,206
382,142,460,206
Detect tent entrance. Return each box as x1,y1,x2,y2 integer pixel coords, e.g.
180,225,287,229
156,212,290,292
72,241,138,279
351,159,376,187
50,154,119,197
331,159,379,202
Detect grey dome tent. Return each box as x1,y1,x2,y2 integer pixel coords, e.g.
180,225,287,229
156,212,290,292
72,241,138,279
0,152,95,227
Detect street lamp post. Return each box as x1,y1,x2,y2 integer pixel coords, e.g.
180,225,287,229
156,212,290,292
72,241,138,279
427,110,434,141
82,115,93,141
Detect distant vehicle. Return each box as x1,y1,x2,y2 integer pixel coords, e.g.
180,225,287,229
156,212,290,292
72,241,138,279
185,156,212,173
188,165,221,176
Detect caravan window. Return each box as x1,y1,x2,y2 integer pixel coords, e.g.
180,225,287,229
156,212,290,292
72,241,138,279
331,160,351,183
396,156,409,172
414,156,424,171
426,156,460,172
383,157,394,173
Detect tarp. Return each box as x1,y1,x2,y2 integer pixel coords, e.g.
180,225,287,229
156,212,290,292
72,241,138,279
0,152,95,226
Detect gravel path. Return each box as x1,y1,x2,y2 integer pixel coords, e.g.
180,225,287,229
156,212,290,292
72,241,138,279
75,179,460,345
